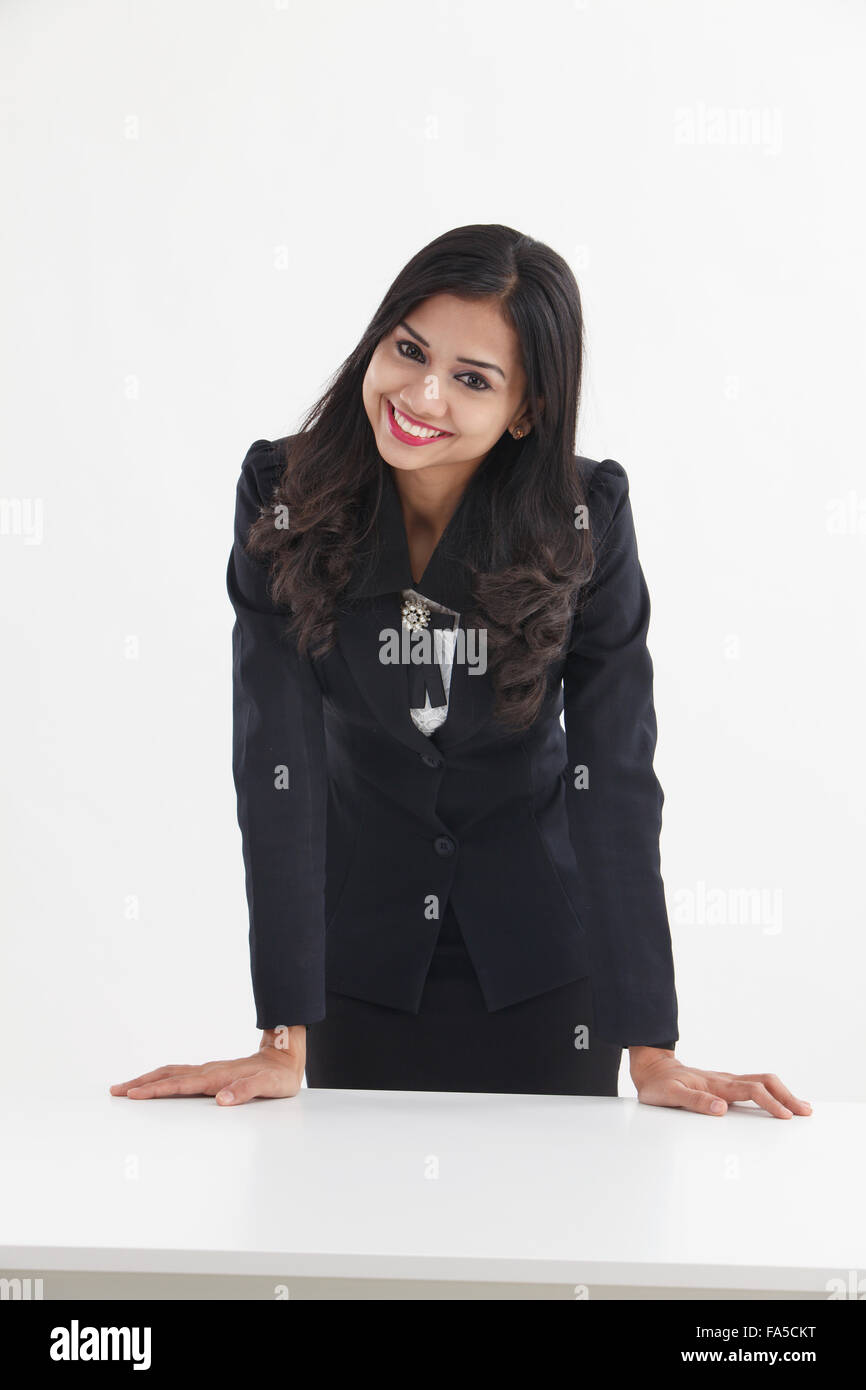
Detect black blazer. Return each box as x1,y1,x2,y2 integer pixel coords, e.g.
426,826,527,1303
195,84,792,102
227,437,678,1049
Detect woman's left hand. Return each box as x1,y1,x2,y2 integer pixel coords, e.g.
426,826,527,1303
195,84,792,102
628,1049,812,1119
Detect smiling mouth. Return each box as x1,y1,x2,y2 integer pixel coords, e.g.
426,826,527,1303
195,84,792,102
387,399,453,443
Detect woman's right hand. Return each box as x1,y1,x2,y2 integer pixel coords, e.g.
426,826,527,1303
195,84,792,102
109,1026,307,1104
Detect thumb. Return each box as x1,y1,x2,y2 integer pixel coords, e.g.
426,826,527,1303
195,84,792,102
639,1079,727,1116
215,1068,298,1106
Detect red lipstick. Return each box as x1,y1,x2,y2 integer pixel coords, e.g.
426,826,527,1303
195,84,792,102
387,399,453,447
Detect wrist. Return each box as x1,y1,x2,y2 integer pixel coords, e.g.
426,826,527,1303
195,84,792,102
260,1024,306,1052
628,1044,675,1070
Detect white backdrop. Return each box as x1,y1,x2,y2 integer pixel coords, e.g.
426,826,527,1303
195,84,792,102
2,0,863,1101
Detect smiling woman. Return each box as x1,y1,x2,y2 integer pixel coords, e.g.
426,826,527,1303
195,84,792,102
110,223,810,1120
251,229,583,736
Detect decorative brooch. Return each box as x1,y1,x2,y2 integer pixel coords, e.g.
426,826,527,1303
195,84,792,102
401,594,431,633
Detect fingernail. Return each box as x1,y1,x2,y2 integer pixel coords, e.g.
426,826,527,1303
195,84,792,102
710,1099,725,1113
218,1090,234,1103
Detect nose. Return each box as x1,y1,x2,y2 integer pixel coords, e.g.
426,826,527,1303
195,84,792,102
398,393,450,425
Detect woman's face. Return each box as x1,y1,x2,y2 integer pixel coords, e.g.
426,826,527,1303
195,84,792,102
362,293,533,475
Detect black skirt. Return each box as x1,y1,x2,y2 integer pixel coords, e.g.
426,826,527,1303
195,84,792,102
304,901,622,1096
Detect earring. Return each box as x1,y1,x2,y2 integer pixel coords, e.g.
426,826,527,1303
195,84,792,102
513,427,524,439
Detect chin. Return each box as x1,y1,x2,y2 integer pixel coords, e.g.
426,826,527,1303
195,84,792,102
381,451,431,472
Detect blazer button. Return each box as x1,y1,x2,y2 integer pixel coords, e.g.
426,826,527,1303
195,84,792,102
433,835,456,856
421,753,443,768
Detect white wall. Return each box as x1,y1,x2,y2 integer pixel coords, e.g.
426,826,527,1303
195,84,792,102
1,0,862,1101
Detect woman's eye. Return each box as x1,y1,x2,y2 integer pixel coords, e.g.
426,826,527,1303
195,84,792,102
396,339,424,363
458,372,490,392
395,341,491,392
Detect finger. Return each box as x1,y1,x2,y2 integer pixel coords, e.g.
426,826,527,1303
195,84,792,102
216,1068,301,1105
736,1073,812,1115
110,1065,198,1095
710,1077,793,1118
638,1079,729,1116
125,1072,230,1099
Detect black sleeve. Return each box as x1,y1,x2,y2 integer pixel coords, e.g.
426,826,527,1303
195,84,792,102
226,439,328,1028
563,459,679,1049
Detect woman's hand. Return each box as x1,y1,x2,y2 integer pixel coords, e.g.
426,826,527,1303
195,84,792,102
109,1026,307,1105
628,1048,812,1119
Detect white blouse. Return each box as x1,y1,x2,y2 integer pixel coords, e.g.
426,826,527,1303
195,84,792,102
400,587,461,737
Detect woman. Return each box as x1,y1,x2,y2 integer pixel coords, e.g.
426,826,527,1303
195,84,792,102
111,224,810,1119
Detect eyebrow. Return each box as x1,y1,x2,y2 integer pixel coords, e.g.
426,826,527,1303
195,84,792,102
397,319,506,381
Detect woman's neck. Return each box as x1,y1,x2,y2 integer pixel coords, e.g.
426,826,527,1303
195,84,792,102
389,460,480,585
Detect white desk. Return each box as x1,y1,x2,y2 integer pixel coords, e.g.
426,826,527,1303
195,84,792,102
1,1088,861,1300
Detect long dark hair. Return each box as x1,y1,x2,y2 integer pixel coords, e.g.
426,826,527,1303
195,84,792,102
247,222,600,733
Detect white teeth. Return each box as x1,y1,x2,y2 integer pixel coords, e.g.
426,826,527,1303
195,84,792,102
392,404,444,439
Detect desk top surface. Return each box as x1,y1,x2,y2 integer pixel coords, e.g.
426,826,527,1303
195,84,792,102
1,1085,861,1290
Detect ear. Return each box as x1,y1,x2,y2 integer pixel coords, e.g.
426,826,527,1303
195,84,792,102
522,393,544,426
516,394,544,435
